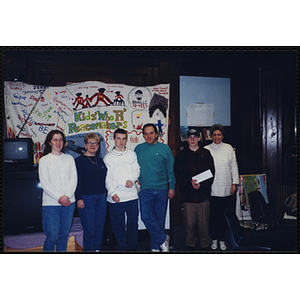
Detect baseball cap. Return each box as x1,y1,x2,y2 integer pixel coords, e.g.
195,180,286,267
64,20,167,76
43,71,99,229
187,128,200,138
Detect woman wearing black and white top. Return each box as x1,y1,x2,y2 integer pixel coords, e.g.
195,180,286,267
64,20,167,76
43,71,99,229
204,124,239,251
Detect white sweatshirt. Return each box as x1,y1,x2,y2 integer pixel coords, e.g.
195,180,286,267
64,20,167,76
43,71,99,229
204,142,239,197
38,153,78,206
103,148,140,203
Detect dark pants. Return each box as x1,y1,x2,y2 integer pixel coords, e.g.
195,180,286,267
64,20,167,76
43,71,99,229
139,189,169,250
79,193,107,251
210,196,232,241
108,199,139,251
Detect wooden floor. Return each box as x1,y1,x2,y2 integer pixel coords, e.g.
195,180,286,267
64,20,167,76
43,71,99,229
3,235,82,252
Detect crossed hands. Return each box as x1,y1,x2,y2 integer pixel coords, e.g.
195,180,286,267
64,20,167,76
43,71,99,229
58,195,72,207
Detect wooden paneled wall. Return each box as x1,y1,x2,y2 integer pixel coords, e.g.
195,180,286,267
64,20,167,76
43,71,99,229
4,49,297,225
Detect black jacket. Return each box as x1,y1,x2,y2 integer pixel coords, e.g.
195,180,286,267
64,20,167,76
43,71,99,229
174,146,215,203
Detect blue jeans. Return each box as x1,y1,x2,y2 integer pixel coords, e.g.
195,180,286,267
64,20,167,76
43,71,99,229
108,199,138,251
79,193,107,251
139,189,168,250
42,202,75,252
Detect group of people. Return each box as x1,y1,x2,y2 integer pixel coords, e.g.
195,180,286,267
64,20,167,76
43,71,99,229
38,122,239,252
38,123,175,252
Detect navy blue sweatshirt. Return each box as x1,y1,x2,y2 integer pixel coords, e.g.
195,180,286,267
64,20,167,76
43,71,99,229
75,155,107,201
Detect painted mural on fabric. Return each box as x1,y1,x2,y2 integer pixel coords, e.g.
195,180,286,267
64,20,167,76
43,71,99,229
4,81,170,163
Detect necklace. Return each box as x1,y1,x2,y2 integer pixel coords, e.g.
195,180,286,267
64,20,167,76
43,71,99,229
87,155,97,165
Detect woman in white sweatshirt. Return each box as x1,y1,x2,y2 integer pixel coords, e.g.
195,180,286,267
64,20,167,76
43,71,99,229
38,130,77,252
204,124,239,251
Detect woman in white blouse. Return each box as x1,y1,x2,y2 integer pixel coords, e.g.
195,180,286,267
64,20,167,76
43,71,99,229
38,130,77,252
204,124,239,251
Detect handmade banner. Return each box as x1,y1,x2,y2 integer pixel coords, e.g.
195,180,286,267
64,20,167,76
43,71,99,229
4,81,170,163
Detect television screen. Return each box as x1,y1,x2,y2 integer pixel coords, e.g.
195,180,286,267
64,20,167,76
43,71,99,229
4,141,29,160
4,138,34,171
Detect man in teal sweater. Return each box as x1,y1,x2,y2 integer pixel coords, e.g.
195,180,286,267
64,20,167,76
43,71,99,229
134,123,176,252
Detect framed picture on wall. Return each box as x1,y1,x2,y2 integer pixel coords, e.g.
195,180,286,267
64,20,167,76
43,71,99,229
203,128,212,140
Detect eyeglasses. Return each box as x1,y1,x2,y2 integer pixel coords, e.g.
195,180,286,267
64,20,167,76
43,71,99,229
87,142,99,146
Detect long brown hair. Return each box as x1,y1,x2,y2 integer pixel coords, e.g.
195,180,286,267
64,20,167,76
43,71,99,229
42,130,66,156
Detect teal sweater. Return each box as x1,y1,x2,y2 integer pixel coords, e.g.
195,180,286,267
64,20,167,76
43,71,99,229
134,142,176,190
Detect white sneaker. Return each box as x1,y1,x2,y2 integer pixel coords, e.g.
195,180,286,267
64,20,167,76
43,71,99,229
160,234,170,252
211,240,218,250
151,249,160,252
220,241,227,251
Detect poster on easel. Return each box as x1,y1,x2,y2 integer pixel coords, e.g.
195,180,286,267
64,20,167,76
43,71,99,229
235,174,268,221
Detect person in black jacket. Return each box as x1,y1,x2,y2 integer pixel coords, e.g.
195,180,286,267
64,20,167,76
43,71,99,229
174,128,215,251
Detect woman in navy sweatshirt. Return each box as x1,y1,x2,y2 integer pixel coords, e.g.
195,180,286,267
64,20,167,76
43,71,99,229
75,133,107,252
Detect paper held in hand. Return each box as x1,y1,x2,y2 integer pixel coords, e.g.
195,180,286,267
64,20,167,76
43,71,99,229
192,169,213,183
